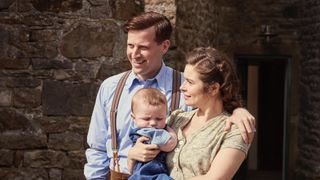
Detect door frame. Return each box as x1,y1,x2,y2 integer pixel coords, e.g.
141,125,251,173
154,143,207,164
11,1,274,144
235,54,292,180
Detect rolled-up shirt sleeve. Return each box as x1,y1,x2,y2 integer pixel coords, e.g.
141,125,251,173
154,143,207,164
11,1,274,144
84,82,110,179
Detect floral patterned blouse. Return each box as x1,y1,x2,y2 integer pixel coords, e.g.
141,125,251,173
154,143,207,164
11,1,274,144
166,109,250,180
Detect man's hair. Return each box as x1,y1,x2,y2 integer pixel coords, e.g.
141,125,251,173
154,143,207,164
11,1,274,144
123,11,172,44
131,88,168,113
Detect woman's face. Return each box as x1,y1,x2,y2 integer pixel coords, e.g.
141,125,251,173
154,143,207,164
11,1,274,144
180,64,210,107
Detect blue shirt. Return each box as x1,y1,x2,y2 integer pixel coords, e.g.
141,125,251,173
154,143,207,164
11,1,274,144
84,63,190,179
132,127,171,146
129,127,173,180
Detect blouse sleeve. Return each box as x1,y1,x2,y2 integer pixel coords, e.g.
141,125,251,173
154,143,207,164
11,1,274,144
220,125,251,156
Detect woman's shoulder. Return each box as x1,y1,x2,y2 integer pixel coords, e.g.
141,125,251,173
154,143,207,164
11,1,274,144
167,109,195,127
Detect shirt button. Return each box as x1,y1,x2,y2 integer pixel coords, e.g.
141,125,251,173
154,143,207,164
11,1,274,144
179,140,184,145
174,148,179,152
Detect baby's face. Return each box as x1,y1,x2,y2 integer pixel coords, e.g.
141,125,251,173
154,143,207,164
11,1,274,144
132,103,167,129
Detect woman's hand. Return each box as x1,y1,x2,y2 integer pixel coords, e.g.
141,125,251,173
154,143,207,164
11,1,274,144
128,136,160,162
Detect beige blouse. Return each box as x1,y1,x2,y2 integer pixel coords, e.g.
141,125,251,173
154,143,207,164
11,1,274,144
166,109,250,180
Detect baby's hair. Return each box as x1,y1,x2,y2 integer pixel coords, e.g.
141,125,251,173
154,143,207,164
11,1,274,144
131,88,168,113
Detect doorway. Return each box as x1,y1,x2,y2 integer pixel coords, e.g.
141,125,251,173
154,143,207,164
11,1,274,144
233,55,292,180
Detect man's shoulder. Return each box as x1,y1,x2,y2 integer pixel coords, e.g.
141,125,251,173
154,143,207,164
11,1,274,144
100,71,131,87
165,66,181,73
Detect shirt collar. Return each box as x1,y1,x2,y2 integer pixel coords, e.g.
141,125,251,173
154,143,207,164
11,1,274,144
126,62,168,92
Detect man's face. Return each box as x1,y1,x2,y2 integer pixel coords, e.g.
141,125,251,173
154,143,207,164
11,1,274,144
127,26,170,80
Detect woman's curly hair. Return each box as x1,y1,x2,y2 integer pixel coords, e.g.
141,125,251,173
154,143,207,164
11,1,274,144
186,47,244,113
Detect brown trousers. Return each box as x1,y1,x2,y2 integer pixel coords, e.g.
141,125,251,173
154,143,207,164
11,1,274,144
109,169,130,180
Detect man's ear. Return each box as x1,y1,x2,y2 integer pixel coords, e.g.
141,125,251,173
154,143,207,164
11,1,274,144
161,40,170,54
131,112,135,120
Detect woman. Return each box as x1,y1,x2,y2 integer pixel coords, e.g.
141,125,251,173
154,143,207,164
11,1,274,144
166,47,250,179
129,47,251,179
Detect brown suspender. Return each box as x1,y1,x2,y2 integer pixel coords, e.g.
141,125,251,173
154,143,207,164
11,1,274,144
110,71,131,172
170,69,181,114
109,69,181,172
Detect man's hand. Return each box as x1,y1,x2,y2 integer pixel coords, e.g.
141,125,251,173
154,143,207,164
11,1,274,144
224,108,256,144
128,136,160,162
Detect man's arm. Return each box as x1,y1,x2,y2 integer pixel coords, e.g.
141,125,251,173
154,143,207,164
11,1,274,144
159,126,177,152
84,84,110,179
225,108,256,144
84,148,110,179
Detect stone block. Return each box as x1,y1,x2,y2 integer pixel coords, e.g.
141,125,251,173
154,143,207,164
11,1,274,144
0,58,30,69
42,81,98,116
67,150,86,169
20,14,54,26
89,4,112,19
35,116,69,134
109,0,143,20
164,49,186,71
48,132,83,151
31,0,82,12
32,58,73,70
0,149,14,166
6,77,41,88
61,21,118,58
16,0,34,13
0,25,9,42
18,30,30,42
0,168,48,180
67,116,90,135
20,13,54,26
0,78,6,87
145,0,168,5
0,131,47,149
63,169,85,180
53,69,75,80
31,69,53,78
24,42,58,58
29,29,58,42
13,88,41,108
24,150,68,168
97,60,131,80
0,108,32,131
0,88,12,106
88,0,107,6
0,26,26,61
0,0,14,10
75,61,101,79
14,150,24,167
49,168,62,180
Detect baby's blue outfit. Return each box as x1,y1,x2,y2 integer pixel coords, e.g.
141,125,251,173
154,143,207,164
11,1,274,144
129,126,173,180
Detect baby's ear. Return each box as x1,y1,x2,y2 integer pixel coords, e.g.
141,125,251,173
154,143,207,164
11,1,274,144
130,112,135,119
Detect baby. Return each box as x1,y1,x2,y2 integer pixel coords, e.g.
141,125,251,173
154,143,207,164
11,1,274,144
128,88,177,180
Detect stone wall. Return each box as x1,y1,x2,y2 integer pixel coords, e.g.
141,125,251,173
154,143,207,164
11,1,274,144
297,0,320,179
1,0,319,179
175,0,302,178
0,0,143,179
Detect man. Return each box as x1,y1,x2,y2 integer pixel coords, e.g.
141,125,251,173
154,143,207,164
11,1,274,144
84,12,255,179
